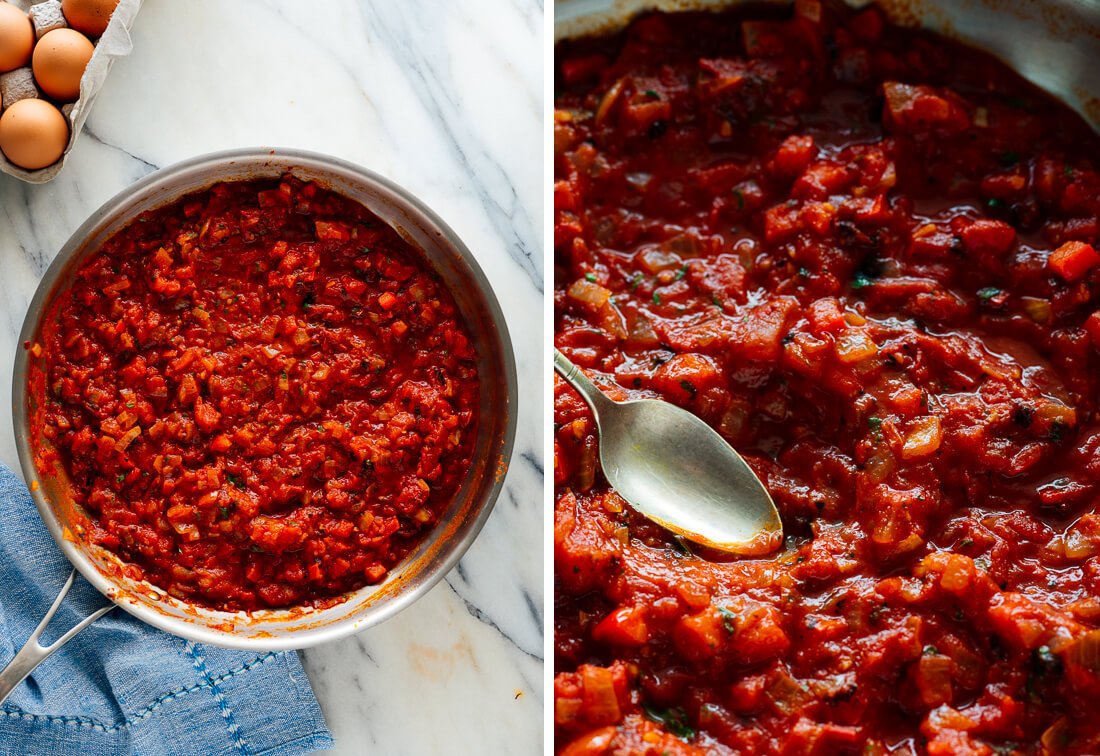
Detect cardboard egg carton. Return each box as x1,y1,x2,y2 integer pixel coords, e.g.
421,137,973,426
0,0,143,183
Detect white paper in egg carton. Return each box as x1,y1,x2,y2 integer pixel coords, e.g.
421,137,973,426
0,0,143,183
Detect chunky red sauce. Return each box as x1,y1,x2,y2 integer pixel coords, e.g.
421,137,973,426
554,4,1100,754
35,176,479,611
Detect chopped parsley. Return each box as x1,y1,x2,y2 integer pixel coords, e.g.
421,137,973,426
641,703,695,741
1050,418,1067,443
851,273,874,290
716,606,738,634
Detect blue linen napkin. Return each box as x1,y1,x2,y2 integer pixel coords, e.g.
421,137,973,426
0,463,334,755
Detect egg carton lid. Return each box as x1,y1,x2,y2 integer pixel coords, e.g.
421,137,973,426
0,0,143,183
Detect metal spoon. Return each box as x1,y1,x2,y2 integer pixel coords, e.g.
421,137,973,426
554,349,783,555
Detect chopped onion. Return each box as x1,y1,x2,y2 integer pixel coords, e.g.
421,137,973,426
835,330,878,363
1021,296,1051,324
115,426,141,451
580,665,621,722
567,279,611,310
902,416,943,459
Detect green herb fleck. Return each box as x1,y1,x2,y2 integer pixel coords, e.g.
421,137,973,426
977,287,1002,302
630,272,645,291
732,189,745,210
644,89,660,100
116,473,126,484
641,704,695,741
675,265,688,281
219,506,231,520
584,272,597,283
1050,418,1066,443
867,416,883,432
652,292,662,305
999,151,1020,167
1032,645,1062,677
851,273,874,290
716,606,738,634
679,379,697,398
126,402,135,408
986,197,1004,210
923,645,939,656
226,472,247,490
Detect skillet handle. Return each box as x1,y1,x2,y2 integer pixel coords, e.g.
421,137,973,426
0,568,114,705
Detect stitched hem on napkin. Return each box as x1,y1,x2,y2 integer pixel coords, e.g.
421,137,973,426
0,652,279,732
0,649,334,755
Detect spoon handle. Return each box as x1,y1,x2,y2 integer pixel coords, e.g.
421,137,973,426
553,349,614,415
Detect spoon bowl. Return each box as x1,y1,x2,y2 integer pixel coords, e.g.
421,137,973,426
554,350,783,555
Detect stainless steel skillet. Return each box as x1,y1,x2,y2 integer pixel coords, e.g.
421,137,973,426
1,148,518,702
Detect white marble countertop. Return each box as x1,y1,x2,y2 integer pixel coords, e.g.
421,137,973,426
0,0,544,753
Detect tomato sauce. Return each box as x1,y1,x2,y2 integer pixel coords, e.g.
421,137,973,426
554,4,1100,753
35,176,479,611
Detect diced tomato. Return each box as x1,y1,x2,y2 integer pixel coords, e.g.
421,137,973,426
1048,241,1100,281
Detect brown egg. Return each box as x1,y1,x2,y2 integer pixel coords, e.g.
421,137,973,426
33,28,93,101
61,0,118,38
0,2,34,72
0,98,69,169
